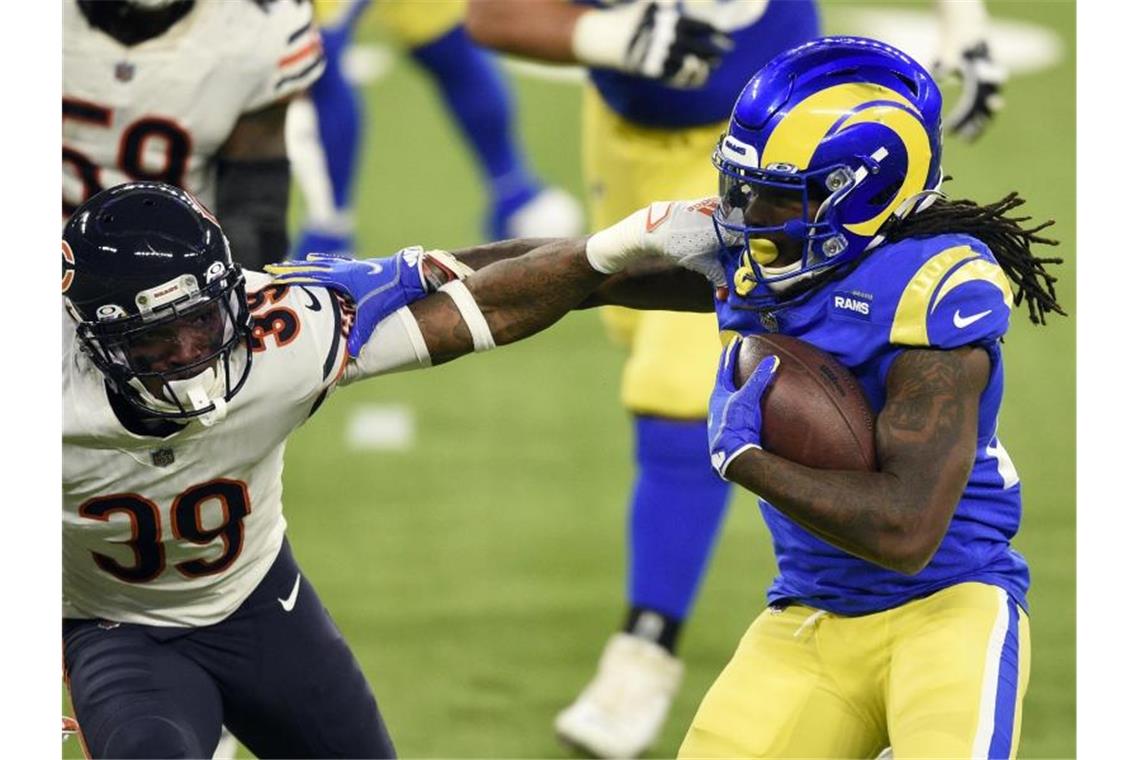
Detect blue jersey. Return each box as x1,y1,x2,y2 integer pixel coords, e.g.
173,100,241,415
715,234,1030,616
583,0,820,127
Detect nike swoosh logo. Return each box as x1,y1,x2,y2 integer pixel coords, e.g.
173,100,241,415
645,202,674,233
300,286,322,312
363,260,385,275
278,573,301,612
953,308,993,329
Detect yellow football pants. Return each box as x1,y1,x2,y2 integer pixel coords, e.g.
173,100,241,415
679,582,1032,759
582,85,727,419
314,0,466,47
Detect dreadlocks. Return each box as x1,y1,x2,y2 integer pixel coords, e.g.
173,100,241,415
882,192,1066,325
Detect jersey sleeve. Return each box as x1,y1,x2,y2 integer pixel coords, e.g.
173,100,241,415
244,0,326,113
244,272,351,404
887,242,1013,350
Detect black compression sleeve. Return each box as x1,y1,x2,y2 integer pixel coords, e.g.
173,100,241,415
215,157,291,270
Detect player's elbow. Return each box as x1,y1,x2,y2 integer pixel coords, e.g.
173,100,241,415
884,538,938,576
880,503,953,576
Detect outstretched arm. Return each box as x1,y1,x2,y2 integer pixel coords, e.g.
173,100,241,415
466,0,585,63
444,238,714,313
715,345,989,574
466,0,732,89
410,237,601,363
268,198,725,376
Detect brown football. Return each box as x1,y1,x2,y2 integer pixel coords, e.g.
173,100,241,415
734,333,877,471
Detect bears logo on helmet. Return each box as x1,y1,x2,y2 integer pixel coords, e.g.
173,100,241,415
63,181,253,424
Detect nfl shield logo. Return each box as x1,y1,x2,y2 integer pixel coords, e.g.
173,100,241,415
151,448,175,467
114,61,135,82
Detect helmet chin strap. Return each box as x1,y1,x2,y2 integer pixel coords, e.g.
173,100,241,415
128,361,229,426
759,259,816,294
167,371,228,427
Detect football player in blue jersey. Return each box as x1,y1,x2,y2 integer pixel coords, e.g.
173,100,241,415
289,0,583,261
469,2,1009,756
682,36,1064,757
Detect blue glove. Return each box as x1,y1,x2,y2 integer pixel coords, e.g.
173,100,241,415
707,337,780,479
265,246,472,357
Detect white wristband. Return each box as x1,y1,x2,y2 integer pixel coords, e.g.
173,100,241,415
440,280,496,352
571,7,634,70
350,306,432,380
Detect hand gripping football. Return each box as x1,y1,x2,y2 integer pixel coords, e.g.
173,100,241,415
734,334,877,471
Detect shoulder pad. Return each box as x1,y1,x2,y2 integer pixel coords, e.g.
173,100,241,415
888,241,1013,348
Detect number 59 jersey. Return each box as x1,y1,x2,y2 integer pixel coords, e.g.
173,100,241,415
63,0,325,217
62,273,351,627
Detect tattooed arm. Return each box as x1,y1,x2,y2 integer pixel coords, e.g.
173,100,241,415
723,346,989,574
441,239,714,313
408,238,609,363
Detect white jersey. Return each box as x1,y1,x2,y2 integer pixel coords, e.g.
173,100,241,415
63,272,354,627
63,0,324,216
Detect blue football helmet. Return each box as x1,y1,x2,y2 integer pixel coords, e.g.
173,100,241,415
712,36,944,301
63,182,252,422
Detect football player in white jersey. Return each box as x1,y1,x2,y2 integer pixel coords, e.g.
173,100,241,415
62,181,722,757
63,0,325,269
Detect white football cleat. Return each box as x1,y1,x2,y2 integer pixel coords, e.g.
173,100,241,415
503,187,585,239
554,633,683,758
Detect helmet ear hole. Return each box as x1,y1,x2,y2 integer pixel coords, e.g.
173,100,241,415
869,178,903,207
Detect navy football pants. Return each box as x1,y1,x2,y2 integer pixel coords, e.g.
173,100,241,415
63,539,396,758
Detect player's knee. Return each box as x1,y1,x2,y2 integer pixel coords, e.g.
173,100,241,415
102,715,206,759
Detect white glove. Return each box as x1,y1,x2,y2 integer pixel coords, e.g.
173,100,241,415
585,197,731,286
932,0,1005,142
933,41,1006,142
572,0,733,89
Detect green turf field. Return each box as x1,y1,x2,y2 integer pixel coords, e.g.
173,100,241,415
64,1,1075,757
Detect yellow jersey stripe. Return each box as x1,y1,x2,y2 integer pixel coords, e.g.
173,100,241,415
889,245,979,346
931,257,1014,313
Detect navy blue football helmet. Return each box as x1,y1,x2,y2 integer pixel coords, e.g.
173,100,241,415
63,182,252,421
712,36,944,302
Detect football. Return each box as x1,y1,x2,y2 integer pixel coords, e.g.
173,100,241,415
734,333,877,471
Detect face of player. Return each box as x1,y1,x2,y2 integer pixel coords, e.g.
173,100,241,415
124,302,225,395
741,183,824,268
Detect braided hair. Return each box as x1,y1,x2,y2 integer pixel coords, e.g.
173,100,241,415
881,192,1067,325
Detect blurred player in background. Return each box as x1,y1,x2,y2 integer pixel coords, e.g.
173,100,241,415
467,1,816,754
289,0,583,260
467,1,1007,756
62,179,721,758
62,0,325,269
